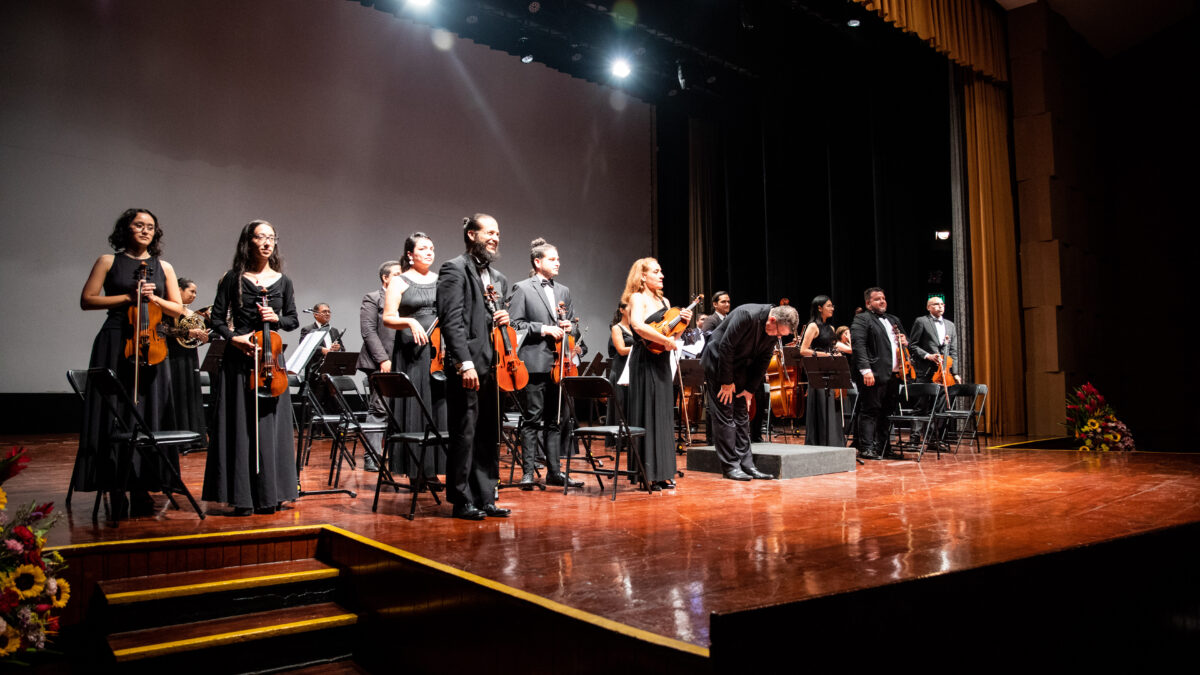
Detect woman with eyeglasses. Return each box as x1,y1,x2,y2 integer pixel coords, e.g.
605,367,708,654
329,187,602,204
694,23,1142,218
202,220,299,516
76,208,185,519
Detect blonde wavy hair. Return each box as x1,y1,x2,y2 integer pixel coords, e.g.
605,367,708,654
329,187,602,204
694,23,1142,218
620,257,661,308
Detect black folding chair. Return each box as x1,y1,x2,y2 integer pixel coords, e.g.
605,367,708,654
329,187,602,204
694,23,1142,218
886,382,945,462
85,367,205,522
320,374,386,488
560,376,649,500
933,383,988,453
64,369,90,508
369,373,446,519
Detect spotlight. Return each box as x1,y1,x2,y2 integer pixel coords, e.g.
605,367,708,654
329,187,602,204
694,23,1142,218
934,230,950,241
847,19,861,28
522,54,534,64
408,0,433,9
611,58,632,78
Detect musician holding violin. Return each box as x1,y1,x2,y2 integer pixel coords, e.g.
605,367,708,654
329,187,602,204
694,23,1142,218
624,258,695,491
799,295,852,447
849,287,910,460
908,295,958,441
76,208,186,518
435,214,513,520
701,303,799,481
201,220,299,516
507,238,586,489
382,233,448,480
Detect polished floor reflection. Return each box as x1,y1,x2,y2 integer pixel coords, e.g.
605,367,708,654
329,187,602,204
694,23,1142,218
8,433,1200,647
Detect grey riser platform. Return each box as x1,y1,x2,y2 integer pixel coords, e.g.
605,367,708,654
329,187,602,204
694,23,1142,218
686,443,856,479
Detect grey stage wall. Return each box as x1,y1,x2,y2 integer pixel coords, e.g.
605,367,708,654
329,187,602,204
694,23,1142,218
0,0,652,394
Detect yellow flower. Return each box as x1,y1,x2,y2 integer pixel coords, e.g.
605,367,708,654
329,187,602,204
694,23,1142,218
50,578,70,608
1085,419,1101,432
11,563,46,599
1079,445,1089,452
0,625,20,657
0,486,6,510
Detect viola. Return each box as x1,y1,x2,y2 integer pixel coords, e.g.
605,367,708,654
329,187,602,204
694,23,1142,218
124,261,168,403
484,285,528,392
645,294,704,354
426,318,445,381
249,287,288,398
551,302,580,383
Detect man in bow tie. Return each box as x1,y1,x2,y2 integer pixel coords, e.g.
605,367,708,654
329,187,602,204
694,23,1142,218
909,296,958,442
506,237,586,489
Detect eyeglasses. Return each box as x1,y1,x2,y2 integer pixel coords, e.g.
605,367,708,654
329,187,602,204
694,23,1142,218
131,223,156,232
252,234,278,243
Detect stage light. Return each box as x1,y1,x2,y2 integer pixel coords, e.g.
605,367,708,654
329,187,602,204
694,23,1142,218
935,230,951,240
847,19,861,27
522,54,534,64
431,28,454,51
408,0,433,9
611,58,632,79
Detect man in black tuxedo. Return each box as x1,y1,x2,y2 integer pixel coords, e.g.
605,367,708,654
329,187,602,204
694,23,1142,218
909,296,958,442
300,303,343,355
700,291,731,333
701,303,799,480
850,287,908,459
355,261,402,472
507,238,585,489
436,213,512,520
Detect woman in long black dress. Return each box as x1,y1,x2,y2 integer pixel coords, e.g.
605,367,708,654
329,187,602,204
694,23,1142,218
606,303,633,410
381,232,446,478
799,295,851,446
623,258,690,490
165,277,210,451
202,220,299,515
76,208,185,517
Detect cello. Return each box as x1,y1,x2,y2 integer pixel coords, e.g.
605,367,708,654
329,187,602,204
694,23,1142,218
484,285,528,392
645,294,704,354
124,261,168,403
767,338,804,419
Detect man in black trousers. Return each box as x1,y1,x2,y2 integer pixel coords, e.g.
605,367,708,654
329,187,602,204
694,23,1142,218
850,287,909,460
507,238,585,489
436,214,512,520
701,303,799,480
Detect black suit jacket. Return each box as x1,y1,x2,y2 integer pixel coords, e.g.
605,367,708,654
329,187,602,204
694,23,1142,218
908,314,957,379
507,276,582,374
701,304,775,393
850,311,903,382
701,312,726,333
435,253,509,377
356,288,396,372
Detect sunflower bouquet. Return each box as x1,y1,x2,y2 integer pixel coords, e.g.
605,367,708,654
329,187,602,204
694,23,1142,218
0,447,68,661
1065,382,1136,452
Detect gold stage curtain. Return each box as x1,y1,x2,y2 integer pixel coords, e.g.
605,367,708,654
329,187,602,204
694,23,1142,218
963,72,1024,436
852,0,1009,82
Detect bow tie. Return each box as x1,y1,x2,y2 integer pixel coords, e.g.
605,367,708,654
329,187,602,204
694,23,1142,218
540,278,554,288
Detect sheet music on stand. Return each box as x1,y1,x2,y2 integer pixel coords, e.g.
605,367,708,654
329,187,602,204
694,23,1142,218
287,329,331,380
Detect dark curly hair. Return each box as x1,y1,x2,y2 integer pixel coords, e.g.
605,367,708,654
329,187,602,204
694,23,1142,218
108,209,163,256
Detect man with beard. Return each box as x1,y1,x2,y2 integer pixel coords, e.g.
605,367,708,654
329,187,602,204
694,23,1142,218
436,213,512,520
850,287,908,460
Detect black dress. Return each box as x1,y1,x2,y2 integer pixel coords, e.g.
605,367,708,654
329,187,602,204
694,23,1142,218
803,320,847,447
606,325,633,418
202,273,299,510
627,302,675,483
166,315,208,449
388,277,447,476
73,254,177,493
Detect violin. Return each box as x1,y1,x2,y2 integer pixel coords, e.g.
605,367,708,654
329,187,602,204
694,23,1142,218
426,318,445,381
889,320,917,398
552,302,579,383
645,294,704,354
124,261,168,403
931,339,956,407
484,285,528,392
249,287,288,398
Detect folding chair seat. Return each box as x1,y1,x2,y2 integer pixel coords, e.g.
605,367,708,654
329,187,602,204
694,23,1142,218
84,367,205,522
559,376,650,500
369,373,446,519
320,374,386,488
886,382,945,462
932,383,988,453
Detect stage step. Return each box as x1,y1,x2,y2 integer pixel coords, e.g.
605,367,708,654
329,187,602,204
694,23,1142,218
99,558,340,605
686,442,857,478
107,601,358,662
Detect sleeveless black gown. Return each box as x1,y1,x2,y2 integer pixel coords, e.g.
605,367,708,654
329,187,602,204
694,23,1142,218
627,302,675,483
804,320,847,447
388,277,447,476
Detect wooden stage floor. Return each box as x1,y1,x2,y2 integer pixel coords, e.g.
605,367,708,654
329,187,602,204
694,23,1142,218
5,433,1200,649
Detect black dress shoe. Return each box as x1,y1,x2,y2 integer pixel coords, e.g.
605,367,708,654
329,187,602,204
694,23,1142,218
518,472,536,490
653,479,676,490
545,473,583,488
745,467,775,480
723,468,753,481
481,504,511,517
452,504,486,520
858,450,882,460
230,506,253,517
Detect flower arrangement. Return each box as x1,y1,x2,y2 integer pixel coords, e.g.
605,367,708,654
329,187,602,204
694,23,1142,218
0,448,68,661
1065,382,1135,452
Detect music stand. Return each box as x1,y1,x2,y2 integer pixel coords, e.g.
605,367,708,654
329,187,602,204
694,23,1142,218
295,351,363,499
802,354,861,463
199,339,226,377
675,358,705,452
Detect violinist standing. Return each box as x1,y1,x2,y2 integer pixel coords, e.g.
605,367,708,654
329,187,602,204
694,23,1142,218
202,220,299,515
701,304,799,480
507,238,585,489
436,214,512,520
909,296,958,441
849,287,908,460
77,209,185,518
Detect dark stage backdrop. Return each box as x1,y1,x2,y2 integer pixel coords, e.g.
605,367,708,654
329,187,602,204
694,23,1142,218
0,0,652,394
